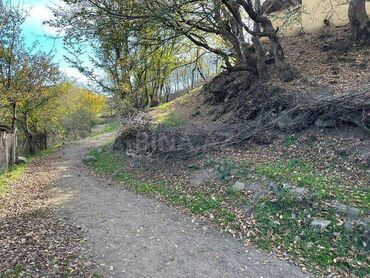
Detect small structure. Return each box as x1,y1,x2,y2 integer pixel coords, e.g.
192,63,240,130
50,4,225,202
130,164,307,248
267,0,370,36
0,125,17,171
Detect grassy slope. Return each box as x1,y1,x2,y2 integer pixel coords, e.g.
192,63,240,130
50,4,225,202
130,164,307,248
87,29,370,277
88,96,369,276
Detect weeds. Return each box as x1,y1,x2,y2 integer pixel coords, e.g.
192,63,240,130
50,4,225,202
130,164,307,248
254,158,369,209
0,165,25,196
88,147,369,277
255,191,369,276
88,147,239,228
155,112,186,127
0,264,22,278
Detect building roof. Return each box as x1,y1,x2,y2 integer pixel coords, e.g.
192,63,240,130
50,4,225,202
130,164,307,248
261,0,302,14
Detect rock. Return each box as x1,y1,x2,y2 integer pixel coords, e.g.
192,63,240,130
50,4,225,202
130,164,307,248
359,217,370,234
347,207,361,219
315,117,336,128
232,181,246,191
16,156,27,164
83,155,97,164
311,218,331,230
245,181,265,193
283,184,309,201
190,169,217,187
327,201,362,219
344,220,354,231
268,181,278,193
360,151,370,164
187,163,195,169
277,113,293,129
327,201,347,214
230,169,239,176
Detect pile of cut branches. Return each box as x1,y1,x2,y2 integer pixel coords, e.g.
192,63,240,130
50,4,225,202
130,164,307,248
113,90,370,159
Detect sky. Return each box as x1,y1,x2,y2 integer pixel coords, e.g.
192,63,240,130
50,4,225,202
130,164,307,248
21,0,89,84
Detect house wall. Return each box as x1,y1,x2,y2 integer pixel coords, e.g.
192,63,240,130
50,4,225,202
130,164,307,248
271,0,370,37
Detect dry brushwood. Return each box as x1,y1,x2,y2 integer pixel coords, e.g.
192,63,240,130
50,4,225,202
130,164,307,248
289,91,370,130
113,91,370,160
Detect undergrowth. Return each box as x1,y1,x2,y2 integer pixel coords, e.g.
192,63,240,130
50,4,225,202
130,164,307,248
88,147,240,228
87,147,370,277
254,158,369,209
255,193,369,277
0,165,25,196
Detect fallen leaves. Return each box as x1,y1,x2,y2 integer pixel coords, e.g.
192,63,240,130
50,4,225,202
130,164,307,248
0,155,94,277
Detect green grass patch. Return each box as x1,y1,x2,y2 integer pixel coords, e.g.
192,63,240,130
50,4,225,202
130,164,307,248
254,158,369,209
0,263,22,278
0,144,61,197
282,134,298,147
255,194,369,276
155,112,186,127
29,144,62,160
0,164,25,197
88,147,238,226
152,101,173,111
102,121,119,133
90,121,119,137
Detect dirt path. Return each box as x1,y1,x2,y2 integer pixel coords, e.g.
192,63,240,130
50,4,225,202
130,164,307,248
42,131,308,278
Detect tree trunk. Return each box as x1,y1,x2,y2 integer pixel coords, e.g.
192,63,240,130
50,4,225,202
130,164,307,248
349,0,370,44
23,112,35,155
11,100,17,133
43,126,48,150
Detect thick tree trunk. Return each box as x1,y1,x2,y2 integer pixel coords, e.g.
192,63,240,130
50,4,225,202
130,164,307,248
349,0,370,44
11,100,17,133
23,112,35,155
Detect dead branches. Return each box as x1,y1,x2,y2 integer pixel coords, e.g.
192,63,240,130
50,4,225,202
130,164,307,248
114,91,370,160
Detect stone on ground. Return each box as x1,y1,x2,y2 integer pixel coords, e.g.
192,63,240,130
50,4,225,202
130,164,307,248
83,155,97,164
190,169,217,187
16,156,27,164
283,183,309,201
232,181,246,191
311,218,331,230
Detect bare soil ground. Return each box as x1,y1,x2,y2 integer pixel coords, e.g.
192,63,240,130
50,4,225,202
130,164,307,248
0,128,308,277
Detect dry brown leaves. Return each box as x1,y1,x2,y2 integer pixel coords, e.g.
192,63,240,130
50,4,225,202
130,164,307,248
0,157,94,277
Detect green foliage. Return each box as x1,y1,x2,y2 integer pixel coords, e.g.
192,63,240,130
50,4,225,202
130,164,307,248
153,101,173,111
205,157,241,180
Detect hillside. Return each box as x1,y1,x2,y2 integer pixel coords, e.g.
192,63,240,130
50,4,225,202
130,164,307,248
101,26,370,277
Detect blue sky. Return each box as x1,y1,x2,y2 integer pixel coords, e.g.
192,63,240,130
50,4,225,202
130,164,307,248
21,0,88,83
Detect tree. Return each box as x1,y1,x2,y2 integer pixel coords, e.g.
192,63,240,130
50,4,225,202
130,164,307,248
16,52,60,154
0,0,26,132
348,0,370,44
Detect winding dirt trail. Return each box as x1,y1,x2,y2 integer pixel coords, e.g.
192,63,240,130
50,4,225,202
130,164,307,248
43,130,308,278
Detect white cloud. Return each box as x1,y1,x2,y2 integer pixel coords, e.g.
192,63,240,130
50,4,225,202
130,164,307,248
23,3,62,36
62,67,89,85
